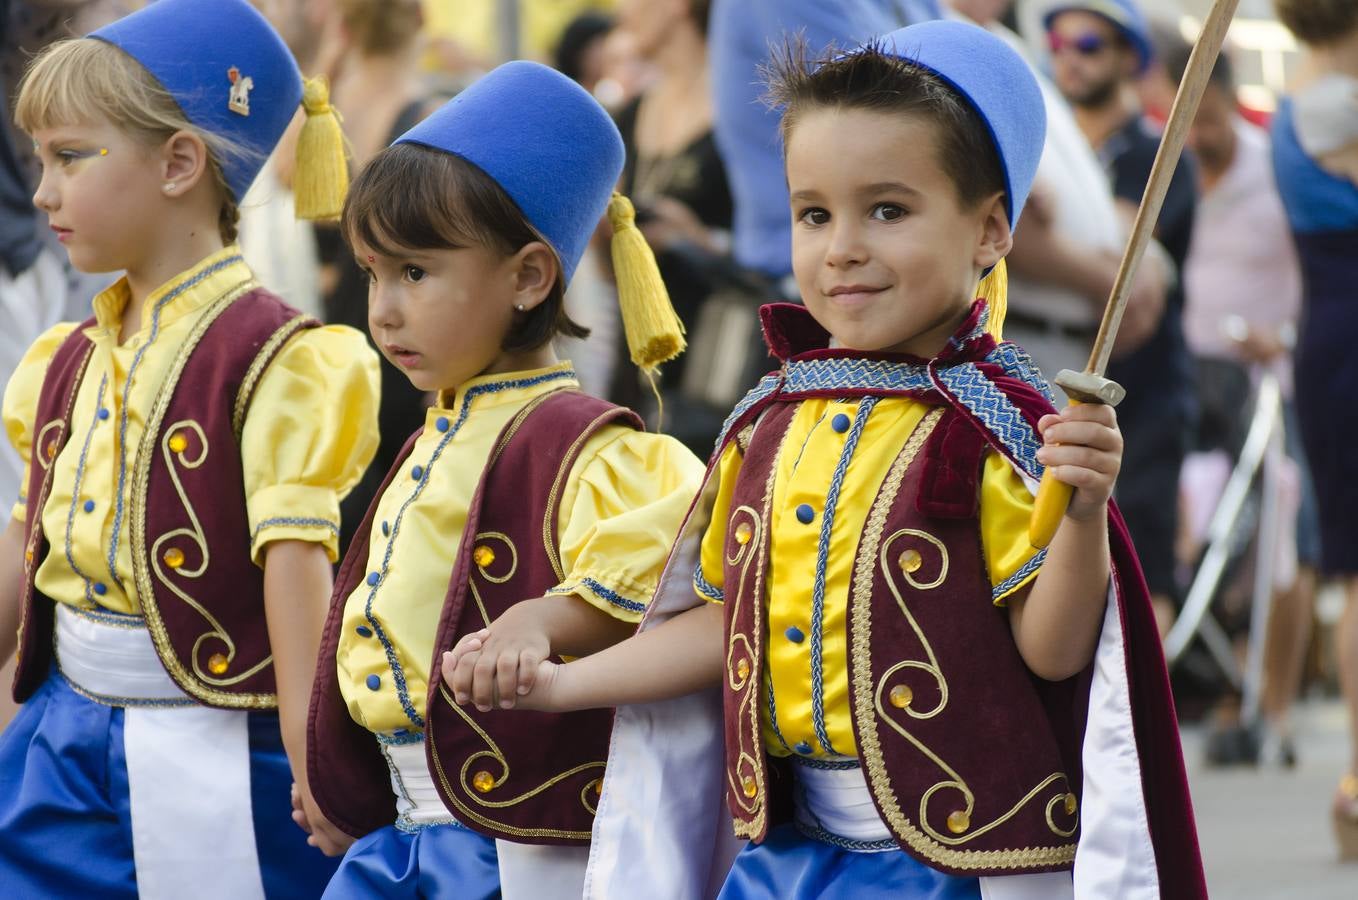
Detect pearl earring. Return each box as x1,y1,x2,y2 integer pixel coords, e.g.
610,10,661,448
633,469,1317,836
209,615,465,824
514,303,527,312
163,183,176,192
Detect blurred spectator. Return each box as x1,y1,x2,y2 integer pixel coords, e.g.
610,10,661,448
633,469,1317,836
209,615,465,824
1167,28,1318,769
609,0,735,452
320,0,436,554
1046,0,1197,636
422,0,610,70
1270,0,1358,857
553,10,613,94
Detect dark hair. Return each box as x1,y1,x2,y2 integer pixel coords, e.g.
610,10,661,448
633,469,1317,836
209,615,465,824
1152,19,1232,91
1273,0,1358,46
342,142,589,352
764,39,1007,217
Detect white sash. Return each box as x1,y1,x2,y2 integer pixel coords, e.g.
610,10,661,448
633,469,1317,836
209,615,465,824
54,604,264,900
381,735,588,899
795,763,1075,900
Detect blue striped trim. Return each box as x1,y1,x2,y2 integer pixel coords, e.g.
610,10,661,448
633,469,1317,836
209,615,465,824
794,819,899,853
252,517,339,541
934,363,1043,479
365,368,577,729
784,358,933,395
693,565,723,602
63,373,110,604
108,255,245,589
993,547,1047,602
548,578,646,614
808,396,877,757
715,373,782,452
987,341,1056,405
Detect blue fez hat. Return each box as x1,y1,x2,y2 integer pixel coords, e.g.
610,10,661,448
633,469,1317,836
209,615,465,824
395,60,625,283
92,0,304,203
873,21,1046,232
1043,0,1154,74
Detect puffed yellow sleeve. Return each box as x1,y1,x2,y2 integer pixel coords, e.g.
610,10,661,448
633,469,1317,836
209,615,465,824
694,441,742,604
980,449,1045,605
3,322,80,522
549,425,705,622
240,323,381,564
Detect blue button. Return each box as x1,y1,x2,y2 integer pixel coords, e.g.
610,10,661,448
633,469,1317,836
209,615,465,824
93,582,107,596
381,521,391,537
98,408,110,421
366,674,381,691
785,626,805,644
367,572,380,586
411,465,424,481
831,413,851,433
83,500,95,513
794,741,814,755
795,504,815,524
436,417,450,433
356,625,373,638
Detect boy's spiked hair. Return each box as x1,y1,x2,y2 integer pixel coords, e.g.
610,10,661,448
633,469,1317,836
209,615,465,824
764,38,1008,221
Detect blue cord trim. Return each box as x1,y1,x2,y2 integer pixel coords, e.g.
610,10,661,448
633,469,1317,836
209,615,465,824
547,578,646,614
365,368,577,729
375,729,425,747
764,677,794,755
252,517,339,541
714,373,782,452
993,547,1047,602
56,669,198,709
107,255,244,588
64,604,145,629
693,565,723,602
789,755,860,770
808,396,877,757
62,374,110,604
794,820,898,853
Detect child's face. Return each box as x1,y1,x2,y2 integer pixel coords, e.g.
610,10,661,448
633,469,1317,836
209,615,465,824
355,237,522,393
30,119,165,274
786,107,1007,358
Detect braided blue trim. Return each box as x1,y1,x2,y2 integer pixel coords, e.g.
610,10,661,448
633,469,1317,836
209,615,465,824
365,368,577,729
993,547,1047,602
548,578,646,614
794,819,899,853
693,565,724,602
108,255,244,588
375,729,425,747
56,669,198,709
252,517,339,541
64,604,145,629
809,397,877,757
789,755,860,770
63,373,110,604
765,678,794,755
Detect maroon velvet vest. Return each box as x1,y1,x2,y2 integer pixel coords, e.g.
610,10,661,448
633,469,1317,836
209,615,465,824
309,389,643,843
719,399,1087,877
14,283,317,709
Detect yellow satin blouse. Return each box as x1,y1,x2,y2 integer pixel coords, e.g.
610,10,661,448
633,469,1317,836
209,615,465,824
2,247,381,614
337,363,704,734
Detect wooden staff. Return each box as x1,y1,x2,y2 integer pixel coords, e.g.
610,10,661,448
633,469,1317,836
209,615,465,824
1028,0,1243,549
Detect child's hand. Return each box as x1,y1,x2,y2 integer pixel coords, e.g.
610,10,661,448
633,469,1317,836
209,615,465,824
443,605,551,711
290,781,354,857
441,645,562,712
1035,403,1122,522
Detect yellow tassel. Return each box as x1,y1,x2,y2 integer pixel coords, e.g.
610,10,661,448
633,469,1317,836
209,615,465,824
607,193,686,373
294,77,349,221
977,258,1008,342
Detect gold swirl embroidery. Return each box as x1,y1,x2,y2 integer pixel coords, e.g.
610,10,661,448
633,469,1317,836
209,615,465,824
850,407,1078,870
130,279,279,709
153,420,272,686
466,532,519,629
34,419,65,472
581,776,603,816
429,684,602,839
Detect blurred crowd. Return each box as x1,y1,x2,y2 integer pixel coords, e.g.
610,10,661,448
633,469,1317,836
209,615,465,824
3,0,1358,851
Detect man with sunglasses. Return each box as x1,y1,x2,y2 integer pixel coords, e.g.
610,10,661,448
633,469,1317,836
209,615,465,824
1045,0,1199,640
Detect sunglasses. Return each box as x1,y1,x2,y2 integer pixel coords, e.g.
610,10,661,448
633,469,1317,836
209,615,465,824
1047,32,1110,56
